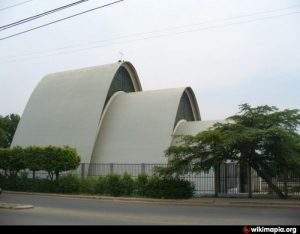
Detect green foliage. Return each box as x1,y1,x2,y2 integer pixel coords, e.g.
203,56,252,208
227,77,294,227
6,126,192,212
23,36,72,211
94,174,136,196
0,174,56,193
135,174,149,196
142,176,194,199
27,178,57,193
134,174,194,198
23,146,45,173
0,114,20,148
158,104,300,199
57,174,80,193
94,175,107,194
121,173,135,196
0,172,194,199
0,146,26,176
0,145,80,180
292,186,300,193
102,174,123,196
79,176,98,194
41,146,80,180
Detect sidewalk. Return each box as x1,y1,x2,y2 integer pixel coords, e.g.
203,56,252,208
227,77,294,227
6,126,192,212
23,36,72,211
3,190,300,208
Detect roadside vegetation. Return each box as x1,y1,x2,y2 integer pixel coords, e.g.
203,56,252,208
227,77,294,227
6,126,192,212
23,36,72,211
156,104,300,199
1,104,299,199
0,145,80,180
0,146,194,199
0,173,194,199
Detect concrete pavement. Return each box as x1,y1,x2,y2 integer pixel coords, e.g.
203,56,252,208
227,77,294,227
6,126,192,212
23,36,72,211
3,190,300,208
1,192,300,225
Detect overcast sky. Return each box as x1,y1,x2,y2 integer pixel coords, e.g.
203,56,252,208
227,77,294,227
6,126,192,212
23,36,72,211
0,0,299,120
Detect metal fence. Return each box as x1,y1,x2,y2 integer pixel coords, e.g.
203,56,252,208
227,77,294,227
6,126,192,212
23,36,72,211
2,162,300,197
75,163,300,197
81,163,216,196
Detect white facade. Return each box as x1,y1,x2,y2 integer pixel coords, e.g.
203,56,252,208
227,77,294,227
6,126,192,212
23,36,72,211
91,88,198,164
12,61,220,165
12,61,141,163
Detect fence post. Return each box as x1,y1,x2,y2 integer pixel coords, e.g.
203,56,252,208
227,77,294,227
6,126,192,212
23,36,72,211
110,163,114,174
239,162,247,193
283,170,288,198
224,164,228,194
141,163,145,174
214,164,220,197
81,163,85,179
247,164,252,198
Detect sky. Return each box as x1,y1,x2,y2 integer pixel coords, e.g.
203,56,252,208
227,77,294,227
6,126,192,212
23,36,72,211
0,0,299,120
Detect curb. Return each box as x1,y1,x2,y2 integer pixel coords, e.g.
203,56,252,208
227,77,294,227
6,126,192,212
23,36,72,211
0,202,34,210
3,191,300,209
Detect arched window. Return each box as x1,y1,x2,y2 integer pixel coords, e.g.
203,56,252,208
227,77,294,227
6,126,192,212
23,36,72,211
174,92,196,127
104,66,135,106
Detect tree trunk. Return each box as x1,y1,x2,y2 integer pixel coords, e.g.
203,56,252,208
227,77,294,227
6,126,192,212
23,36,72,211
55,171,59,181
239,161,248,193
214,164,220,197
250,162,286,199
48,172,53,181
247,164,252,198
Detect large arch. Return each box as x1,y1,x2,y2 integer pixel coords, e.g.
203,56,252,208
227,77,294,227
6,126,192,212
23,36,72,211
11,61,142,163
90,87,201,164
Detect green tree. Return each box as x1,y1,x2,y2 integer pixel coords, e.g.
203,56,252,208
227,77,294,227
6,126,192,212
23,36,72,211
0,114,20,148
0,146,26,177
0,145,80,181
24,146,45,179
42,145,80,181
157,104,300,199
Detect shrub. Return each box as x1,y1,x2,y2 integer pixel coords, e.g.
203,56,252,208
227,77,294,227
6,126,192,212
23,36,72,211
79,176,98,194
57,174,80,193
30,178,56,193
135,174,149,196
292,186,300,193
95,173,135,196
120,173,135,196
103,174,123,196
0,174,24,191
95,175,107,195
143,176,194,199
0,171,194,199
0,174,56,193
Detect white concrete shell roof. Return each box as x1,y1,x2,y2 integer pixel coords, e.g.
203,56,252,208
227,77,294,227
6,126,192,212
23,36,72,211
90,87,201,164
171,120,224,146
12,61,142,163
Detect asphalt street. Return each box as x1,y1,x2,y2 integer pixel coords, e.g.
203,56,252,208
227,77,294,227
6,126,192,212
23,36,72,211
0,193,300,225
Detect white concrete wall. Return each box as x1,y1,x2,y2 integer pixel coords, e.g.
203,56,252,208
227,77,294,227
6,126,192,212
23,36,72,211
90,88,189,164
12,61,141,163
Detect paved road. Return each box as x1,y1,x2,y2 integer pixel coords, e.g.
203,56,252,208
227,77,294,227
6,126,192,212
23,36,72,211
0,193,300,225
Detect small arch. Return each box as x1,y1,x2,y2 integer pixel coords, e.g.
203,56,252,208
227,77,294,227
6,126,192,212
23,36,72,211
174,87,201,128
120,61,142,92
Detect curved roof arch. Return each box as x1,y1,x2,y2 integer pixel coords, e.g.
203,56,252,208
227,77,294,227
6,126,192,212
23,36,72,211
90,87,200,164
171,120,224,146
12,61,142,163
